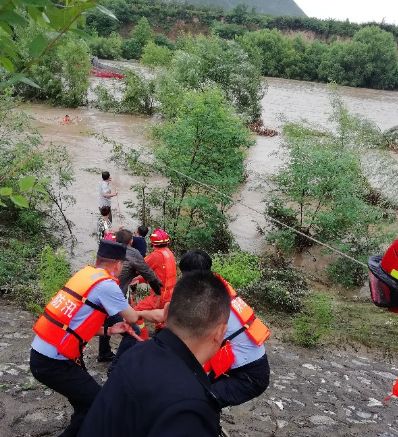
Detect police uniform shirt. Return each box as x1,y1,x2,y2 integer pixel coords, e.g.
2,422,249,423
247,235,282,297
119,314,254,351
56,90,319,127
78,328,221,437
31,279,129,360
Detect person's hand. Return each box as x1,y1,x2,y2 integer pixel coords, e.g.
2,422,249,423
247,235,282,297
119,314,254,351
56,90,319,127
108,321,136,336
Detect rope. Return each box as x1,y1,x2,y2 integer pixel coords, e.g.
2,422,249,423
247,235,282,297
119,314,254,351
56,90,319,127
156,164,368,268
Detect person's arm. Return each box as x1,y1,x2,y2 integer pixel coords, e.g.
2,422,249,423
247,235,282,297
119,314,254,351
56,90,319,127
130,251,163,294
102,191,117,198
136,309,165,323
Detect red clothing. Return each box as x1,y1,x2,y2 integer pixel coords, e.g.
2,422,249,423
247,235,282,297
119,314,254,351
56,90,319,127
135,247,177,311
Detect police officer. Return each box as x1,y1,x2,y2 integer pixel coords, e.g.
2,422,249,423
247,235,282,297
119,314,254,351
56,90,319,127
179,250,271,408
30,241,164,437
78,271,230,437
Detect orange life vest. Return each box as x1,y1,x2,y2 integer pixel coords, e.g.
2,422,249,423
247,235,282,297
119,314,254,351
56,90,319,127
33,266,116,360
204,274,271,377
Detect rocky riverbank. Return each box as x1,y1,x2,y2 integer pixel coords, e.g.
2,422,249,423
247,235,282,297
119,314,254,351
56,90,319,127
1,299,398,436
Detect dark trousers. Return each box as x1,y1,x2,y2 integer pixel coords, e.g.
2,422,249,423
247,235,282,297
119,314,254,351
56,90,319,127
98,314,123,358
30,349,101,437
107,332,139,376
210,354,270,408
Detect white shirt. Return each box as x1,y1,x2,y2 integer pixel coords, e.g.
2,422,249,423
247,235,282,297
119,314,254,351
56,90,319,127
99,180,111,207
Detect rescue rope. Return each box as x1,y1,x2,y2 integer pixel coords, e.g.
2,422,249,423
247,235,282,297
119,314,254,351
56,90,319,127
156,165,368,268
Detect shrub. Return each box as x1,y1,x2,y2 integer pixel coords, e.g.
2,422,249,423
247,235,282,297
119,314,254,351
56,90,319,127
120,71,155,114
141,41,173,67
122,38,142,59
293,293,334,348
89,32,123,60
241,258,308,313
94,84,120,112
212,252,261,289
38,245,70,308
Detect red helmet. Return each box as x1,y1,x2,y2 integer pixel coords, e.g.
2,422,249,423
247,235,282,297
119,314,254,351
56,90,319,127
150,228,170,246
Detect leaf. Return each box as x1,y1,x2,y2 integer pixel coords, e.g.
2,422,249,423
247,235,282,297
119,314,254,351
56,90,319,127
96,5,118,21
0,187,12,196
10,195,29,208
0,57,14,72
29,34,49,59
19,175,36,192
19,76,41,89
0,10,28,26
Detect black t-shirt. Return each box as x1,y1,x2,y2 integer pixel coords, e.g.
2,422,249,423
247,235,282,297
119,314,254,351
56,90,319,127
78,329,221,437
132,236,147,258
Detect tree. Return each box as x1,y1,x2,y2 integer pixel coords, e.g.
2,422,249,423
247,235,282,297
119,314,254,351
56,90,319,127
141,41,173,67
0,0,114,88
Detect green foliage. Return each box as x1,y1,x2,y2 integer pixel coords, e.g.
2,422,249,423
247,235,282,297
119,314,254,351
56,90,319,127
211,22,247,40
38,246,70,309
319,27,398,89
131,16,154,47
122,38,143,59
241,258,308,313
94,84,120,112
89,32,123,60
158,35,264,121
212,252,261,289
141,42,173,67
293,293,334,348
121,71,155,114
0,0,111,89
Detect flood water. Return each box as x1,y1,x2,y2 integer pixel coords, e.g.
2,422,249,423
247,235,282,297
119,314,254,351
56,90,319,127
23,73,398,267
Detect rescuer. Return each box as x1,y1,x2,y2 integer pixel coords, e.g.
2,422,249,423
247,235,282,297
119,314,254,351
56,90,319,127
179,249,271,408
29,240,164,437
133,228,177,338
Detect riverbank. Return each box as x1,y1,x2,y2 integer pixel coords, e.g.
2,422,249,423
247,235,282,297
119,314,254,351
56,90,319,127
2,299,398,437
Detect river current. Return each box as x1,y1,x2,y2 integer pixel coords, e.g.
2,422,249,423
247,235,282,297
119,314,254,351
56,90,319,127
23,73,398,268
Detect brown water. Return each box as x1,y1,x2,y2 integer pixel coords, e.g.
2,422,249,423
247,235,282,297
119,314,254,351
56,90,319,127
24,75,398,265
229,77,398,254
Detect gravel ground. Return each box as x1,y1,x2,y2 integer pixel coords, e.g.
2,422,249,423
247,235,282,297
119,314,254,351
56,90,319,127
1,299,398,437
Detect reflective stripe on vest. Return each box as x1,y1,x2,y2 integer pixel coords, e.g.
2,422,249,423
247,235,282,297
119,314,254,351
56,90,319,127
33,266,115,360
215,273,271,346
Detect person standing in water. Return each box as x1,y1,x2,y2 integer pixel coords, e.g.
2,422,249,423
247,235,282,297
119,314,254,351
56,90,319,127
98,171,117,223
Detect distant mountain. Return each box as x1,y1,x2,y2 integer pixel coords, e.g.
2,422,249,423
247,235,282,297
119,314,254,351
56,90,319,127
175,0,306,17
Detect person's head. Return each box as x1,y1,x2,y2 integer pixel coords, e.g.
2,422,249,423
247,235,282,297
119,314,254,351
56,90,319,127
115,229,133,247
179,250,212,274
96,240,126,277
165,271,230,364
149,228,170,247
102,171,110,181
99,205,111,217
137,225,149,238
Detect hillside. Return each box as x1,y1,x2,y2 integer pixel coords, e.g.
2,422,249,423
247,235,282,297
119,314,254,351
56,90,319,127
173,0,306,16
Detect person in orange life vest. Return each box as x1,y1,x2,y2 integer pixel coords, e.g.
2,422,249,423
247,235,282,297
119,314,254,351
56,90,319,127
133,228,176,336
179,250,271,408
30,241,165,437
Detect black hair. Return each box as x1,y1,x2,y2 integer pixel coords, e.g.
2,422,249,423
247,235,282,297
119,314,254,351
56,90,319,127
115,229,133,245
102,171,110,181
99,205,111,216
137,225,149,237
167,271,230,338
179,249,212,273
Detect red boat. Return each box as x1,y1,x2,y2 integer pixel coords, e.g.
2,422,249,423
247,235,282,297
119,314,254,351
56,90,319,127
91,68,125,80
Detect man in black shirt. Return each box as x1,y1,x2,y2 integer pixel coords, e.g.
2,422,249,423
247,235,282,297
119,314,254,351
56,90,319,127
78,271,230,437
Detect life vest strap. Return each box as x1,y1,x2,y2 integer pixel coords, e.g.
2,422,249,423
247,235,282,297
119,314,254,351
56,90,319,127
43,311,87,348
222,315,255,345
62,286,107,314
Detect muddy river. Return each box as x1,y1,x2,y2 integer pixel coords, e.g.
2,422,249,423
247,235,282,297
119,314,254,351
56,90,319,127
23,73,398,268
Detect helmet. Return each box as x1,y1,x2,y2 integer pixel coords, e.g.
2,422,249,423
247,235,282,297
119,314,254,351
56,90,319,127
368,240,398,308
150,228,170,246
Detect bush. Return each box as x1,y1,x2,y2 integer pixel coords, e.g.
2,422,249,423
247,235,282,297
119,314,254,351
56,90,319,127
39,245,70,308
122,38,143,59
89,32,123,60
120,71,155,114
241,258,308,313
212,252,261,289
141,41,173,67
94,84,120,112
293,293,334,348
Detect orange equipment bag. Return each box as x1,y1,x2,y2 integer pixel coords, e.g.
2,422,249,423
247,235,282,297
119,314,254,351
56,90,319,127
205,341,235,379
